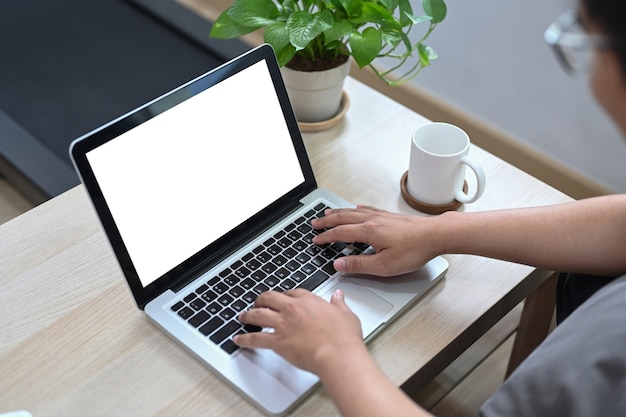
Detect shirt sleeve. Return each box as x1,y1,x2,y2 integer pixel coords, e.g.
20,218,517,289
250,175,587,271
478,275,626,417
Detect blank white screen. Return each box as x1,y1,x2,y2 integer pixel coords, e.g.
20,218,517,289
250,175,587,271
87,60,304,287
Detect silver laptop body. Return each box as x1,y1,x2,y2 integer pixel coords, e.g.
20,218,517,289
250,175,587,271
70,44,448,416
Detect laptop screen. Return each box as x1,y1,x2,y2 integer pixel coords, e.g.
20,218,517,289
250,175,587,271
71,46,316,307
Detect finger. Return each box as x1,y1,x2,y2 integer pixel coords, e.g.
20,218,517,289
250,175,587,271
333,253,391,276
330,289,352,314
233,330,274,349
311,207,376,230
238,306,282,329
312,223,375,246
251,290,290,311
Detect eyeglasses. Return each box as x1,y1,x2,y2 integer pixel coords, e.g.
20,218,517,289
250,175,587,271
544,10,626,76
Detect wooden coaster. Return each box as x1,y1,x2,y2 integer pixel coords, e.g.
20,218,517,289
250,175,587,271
298,91,350,132
400,171,468,215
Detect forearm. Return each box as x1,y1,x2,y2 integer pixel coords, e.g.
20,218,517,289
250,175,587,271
316,345,432,417
436,194,626,276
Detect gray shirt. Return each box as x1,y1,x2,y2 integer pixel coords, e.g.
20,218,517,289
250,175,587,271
478,275,626,417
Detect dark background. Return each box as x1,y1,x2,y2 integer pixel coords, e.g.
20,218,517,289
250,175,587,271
0,0,248,202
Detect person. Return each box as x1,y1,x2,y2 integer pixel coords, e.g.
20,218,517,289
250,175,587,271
233,0,626,415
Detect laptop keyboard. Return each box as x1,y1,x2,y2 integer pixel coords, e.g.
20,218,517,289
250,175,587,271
170,203,370,354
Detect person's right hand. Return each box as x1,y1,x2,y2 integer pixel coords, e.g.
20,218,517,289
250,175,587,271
311,205,442,277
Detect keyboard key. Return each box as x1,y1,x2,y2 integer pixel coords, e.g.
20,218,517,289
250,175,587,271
183,293,196,303
250,270,267,281
221,339,239,354
279,278,296,291
246,258,262,270
217,294,234,306
171,301,184,312
219,307,236,321
273,255,287,266
301,263,316,275
195,284,209,295
234,266,250,279
253,282,270,294
177,306,194,319
291,271,306,282
188,310,210,328
285,260,300,272
322,262,337,275
295,252,311,264
241,278,255,290
189,298,206,311
287,230,302,241
229,285,245,298
283,247,297,258
232,299,247,312
264,275,280,287
242,291,256,304
277,237,291,248
274,268,289,279
244,324,262,333
206,302,222,315
199,316,224,336
261,263,277,274
214,282,228,294
201,289,218,302
257,251,271,263
267,244,281,256
210,321,242,344
299,270,329,292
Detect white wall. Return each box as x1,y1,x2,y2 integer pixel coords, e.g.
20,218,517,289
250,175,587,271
380,0,626,192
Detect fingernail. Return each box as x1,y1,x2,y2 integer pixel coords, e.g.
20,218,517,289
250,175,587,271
335,258,345,271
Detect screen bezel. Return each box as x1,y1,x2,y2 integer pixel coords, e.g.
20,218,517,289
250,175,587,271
70,44,317,309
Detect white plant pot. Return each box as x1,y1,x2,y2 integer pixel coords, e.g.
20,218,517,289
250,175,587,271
280,59,350,123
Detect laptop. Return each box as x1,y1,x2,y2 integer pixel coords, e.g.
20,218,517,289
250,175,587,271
69,44,448,416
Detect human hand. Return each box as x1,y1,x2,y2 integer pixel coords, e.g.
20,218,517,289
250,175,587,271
311,205,440,276
233,289,364,374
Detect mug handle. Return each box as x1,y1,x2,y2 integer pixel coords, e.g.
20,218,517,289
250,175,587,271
454,155,486,204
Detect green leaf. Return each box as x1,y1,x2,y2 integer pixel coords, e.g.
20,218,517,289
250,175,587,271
264,21,290,51
323,18,353,45
422,0,447,24
287,10,333,51
350,2,398,27
398,0,413,26
418,43,437,67
349,27,382,67
275,44,297,67
210,12,259,39
228,0,280,28
376,0,399,12
380,27,404,49
278,0,297,15
337,0,363,18
403,13,433,25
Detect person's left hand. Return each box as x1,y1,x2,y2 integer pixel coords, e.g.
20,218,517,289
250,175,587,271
234,289,363,374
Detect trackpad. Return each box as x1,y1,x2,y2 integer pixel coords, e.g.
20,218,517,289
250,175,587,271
319,279,394,336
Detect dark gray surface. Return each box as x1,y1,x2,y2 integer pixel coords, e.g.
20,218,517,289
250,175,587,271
0,0,248,203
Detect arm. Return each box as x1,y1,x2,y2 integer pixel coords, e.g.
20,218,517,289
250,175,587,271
234,289,432,417
312,195,626,277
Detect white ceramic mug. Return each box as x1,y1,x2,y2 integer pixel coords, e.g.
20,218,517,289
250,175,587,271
407,123,486,205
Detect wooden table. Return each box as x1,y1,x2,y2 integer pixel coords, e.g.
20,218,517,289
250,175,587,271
0,78,572,416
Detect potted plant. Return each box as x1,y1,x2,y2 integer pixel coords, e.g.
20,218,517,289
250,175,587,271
210,0,447,124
